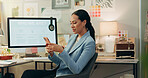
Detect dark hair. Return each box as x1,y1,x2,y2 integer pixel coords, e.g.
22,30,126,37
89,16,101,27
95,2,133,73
72,9,95,41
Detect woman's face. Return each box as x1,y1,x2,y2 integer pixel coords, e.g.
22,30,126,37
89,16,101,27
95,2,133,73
70,14,86,34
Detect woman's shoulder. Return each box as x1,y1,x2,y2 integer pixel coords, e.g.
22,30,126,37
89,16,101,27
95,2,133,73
83,36,95,48
85,31,95,42
84,36,95,45
87,36,95,42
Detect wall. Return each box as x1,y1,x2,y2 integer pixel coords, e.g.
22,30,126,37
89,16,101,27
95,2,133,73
0,0,139,78
1,0,139,56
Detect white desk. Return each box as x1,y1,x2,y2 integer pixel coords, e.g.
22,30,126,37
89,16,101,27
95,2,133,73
0,59,33,78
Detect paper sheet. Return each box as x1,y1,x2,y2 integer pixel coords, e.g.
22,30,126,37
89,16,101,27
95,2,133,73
0,60,16,65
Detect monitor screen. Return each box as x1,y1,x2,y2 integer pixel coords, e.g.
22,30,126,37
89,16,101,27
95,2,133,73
8,18,57,48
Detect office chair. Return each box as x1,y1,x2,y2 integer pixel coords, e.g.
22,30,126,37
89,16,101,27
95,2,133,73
43,53,98,78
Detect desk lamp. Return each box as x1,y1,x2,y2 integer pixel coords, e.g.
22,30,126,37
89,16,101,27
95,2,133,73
100,22,118,53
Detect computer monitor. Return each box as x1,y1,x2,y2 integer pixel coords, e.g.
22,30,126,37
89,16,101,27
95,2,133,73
7,17,57,48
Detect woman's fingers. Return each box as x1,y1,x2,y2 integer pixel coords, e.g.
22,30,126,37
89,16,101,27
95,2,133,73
46,45,54,52
46,43,63,53
43,37,50,43
49,43,55,45
46,48,53,53
46,43,55,46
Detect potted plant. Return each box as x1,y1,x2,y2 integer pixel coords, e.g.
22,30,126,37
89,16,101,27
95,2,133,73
98,44,104,52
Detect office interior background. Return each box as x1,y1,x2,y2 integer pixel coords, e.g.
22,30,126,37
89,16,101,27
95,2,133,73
0,0,147,78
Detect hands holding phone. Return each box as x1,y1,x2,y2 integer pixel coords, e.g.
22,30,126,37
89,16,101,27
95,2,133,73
44,37,64,56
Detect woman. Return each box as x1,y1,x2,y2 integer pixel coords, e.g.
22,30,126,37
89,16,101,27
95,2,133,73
21,9,95,78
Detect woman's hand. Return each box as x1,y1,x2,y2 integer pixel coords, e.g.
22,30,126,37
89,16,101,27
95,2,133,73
45,45,54,57
44,37,64,57
46,43,64,53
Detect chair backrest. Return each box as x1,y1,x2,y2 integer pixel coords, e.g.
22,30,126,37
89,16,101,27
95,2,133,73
78,53,98,78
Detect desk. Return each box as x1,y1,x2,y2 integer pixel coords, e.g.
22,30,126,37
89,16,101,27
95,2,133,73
0,59,33,78
34,57,138,78
95,59,139,78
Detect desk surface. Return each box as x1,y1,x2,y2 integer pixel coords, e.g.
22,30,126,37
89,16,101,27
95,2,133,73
23,57,49,61
0,59,33,67
24,57,139,64
96,59,139,64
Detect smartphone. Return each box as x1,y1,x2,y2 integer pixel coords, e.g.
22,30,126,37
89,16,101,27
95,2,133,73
43,37,50,43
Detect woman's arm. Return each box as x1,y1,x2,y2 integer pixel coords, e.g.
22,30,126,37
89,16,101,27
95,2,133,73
48,52,61,65
46,35,75,65
58,41,95,74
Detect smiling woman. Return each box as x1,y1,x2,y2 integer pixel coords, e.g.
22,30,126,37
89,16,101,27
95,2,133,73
21,9,96,78
70,14,87,36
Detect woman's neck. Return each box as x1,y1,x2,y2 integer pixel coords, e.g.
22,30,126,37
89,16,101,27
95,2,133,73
78,29,87,38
